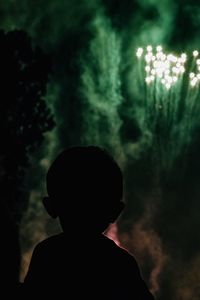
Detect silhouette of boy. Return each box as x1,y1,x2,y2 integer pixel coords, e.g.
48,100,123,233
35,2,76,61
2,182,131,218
24,146,154,299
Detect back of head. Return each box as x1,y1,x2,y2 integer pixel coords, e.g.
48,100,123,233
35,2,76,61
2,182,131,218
45,146,124,234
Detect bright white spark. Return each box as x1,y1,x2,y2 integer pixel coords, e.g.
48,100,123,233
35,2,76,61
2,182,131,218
156,45,162,52
193,50,199,57
147,45,153,52
136,48,143,58
136,45,200,88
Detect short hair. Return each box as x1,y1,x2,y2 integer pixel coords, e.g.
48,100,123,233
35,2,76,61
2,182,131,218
46,146,123,205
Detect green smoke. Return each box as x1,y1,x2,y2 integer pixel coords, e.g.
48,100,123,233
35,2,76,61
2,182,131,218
80,13,123,157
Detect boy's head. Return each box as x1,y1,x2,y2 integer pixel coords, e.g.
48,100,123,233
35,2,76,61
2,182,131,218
43,146,124,234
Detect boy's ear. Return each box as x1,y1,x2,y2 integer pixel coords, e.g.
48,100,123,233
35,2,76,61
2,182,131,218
43,196,58,219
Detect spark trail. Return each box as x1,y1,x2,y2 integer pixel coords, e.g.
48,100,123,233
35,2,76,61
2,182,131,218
135,45,200,178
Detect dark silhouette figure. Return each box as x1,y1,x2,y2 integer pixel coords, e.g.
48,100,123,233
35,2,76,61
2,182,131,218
24,146,154,299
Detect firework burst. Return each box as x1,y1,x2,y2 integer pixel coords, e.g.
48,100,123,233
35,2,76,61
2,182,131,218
136,45,200,177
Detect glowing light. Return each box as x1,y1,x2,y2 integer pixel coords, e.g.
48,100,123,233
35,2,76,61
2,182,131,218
167,54,173,61
180,53,187,62
171,56,178,63
193,50,199,57
145,54,151,63
190,73,195,79
172,67,179,74
167,77,173,84
136,47,143,58
161,79,165,84
165,83,171,89
180,66,185,73
150,75,155,81
136,45,200,89
157,70,163,78
147,45,153,52
156,52,162,59
145,66,151,72
181,53,187,58
191,77,198,86
156,45,162,52
145,77,151,84
153,61,159,68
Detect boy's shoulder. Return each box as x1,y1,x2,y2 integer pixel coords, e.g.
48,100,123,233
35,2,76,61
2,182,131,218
32,233,66,259
100,235,141,270
36,233,65,248
33,232,140,275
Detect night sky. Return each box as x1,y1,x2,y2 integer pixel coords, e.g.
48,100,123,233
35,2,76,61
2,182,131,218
1,1,200,299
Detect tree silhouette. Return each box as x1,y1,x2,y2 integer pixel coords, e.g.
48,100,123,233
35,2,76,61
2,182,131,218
0,29,54,287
